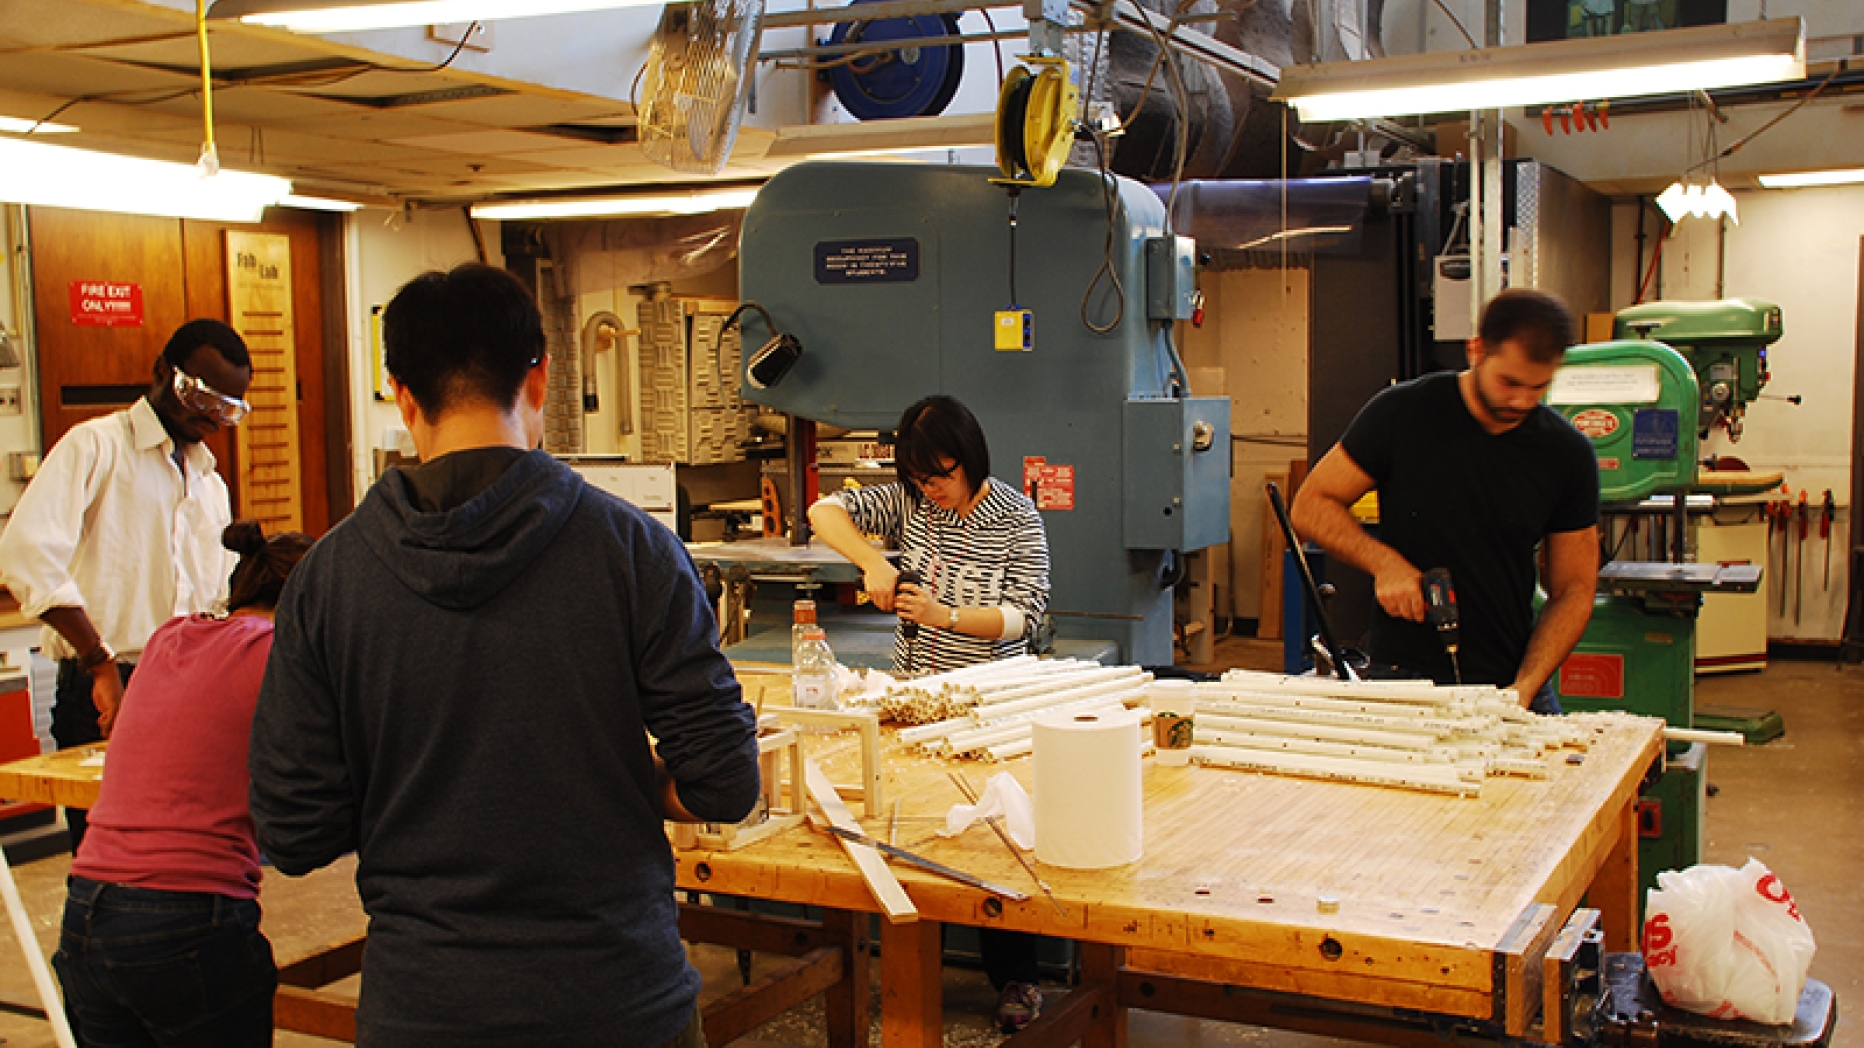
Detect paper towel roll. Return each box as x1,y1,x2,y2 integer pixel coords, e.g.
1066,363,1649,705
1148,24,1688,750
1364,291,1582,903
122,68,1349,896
1033,706,1144,869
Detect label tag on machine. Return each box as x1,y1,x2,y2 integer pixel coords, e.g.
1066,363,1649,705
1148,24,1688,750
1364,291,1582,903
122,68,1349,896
1559,653,1625,699
1632,409,1679,460
814,238,920,284
1022,457,1075,510
1548,364,1660,405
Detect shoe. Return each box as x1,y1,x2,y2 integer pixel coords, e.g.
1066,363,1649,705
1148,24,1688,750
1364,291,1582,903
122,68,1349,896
996,980,1042,1033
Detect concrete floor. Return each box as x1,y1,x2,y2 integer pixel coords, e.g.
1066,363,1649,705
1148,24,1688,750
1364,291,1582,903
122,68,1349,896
0,640,1856,1047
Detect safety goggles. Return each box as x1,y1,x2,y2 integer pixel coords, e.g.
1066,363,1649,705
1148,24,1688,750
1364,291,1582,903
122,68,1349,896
172,367,251,426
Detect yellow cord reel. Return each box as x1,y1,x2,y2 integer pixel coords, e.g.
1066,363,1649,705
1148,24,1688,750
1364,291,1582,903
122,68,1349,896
992,56,1077,188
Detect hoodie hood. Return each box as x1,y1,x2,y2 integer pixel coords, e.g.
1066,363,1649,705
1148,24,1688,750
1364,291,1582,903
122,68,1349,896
356,449,583,611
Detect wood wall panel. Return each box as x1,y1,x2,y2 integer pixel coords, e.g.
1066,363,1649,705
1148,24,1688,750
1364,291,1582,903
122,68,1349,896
28,207,341,536
28,209,190,448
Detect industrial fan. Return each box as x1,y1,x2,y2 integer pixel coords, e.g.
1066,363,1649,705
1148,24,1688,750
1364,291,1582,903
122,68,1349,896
637,0,765,174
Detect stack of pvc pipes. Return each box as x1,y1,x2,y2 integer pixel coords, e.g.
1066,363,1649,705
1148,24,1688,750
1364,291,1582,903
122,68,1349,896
887,661,1153,762
1187,669,1600,797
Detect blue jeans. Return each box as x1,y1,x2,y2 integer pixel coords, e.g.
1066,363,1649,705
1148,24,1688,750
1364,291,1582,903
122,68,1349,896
1531,682,1564,715
53,877,276,1048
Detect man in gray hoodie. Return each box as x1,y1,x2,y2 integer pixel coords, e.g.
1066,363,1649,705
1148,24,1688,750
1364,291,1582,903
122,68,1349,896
250,263,760,1047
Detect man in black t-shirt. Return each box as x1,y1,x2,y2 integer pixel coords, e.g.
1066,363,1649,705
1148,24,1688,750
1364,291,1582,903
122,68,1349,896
1292,290,1599,710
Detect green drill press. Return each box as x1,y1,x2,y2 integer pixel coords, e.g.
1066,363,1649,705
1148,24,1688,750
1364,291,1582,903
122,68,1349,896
1545,330,1763,911
1614,297,1784,443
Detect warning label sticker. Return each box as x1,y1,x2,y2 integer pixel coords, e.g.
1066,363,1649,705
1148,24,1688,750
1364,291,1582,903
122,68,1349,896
1569,408,1620,439
1558,653,1625,699
1022,457,1075,511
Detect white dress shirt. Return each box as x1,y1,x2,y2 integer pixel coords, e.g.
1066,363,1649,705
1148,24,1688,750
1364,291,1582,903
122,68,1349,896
0,397,235,661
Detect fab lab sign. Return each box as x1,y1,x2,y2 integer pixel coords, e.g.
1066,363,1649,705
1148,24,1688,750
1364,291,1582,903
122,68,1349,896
69,281,144,327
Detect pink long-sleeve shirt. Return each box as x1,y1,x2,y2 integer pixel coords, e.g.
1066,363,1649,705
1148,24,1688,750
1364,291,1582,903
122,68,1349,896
73,613,273,899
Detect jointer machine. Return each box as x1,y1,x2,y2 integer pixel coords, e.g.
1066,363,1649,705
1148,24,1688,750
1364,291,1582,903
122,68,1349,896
723,159,1231,667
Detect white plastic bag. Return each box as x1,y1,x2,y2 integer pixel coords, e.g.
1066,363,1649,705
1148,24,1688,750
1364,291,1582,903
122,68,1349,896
1642,858,1817,1024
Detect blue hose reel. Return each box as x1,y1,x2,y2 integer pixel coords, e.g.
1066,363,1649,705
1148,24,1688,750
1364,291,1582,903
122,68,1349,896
825,0,966,120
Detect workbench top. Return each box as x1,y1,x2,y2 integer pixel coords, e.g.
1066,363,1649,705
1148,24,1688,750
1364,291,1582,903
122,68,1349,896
693,672,1661,1023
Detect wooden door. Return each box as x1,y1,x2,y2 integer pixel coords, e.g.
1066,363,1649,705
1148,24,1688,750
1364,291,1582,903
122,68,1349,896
28,207,344,535
28,209,193,450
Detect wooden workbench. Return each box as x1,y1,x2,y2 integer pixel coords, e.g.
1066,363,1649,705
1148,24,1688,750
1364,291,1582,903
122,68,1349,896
685,681,1660,1047
0,693,1661,1047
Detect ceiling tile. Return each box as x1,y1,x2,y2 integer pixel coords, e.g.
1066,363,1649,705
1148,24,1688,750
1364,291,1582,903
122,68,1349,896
0,52,198,100
388,129,622,156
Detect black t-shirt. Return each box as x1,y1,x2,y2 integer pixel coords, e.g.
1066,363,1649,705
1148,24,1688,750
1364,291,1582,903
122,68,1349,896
1339,373,1598,686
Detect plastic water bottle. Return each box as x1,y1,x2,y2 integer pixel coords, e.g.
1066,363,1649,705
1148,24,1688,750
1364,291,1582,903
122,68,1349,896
791,600,817,665
792,625,840,713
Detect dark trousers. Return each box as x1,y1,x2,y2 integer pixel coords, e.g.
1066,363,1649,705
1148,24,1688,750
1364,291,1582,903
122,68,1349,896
980,928,1041,990
52,660,133,851
53,876,276,1048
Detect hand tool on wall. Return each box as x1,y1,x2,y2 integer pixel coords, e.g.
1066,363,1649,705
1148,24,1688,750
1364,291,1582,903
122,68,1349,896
1821,489,1835,591
1765,499,1780,610
1774,496,1789,615
1796,491,1809,626
1421,568,1462,685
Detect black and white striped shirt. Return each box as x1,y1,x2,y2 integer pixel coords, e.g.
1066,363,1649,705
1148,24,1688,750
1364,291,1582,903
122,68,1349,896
830,478,1050,675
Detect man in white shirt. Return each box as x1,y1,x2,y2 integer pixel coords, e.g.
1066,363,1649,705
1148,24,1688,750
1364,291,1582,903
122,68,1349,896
0,319,252,848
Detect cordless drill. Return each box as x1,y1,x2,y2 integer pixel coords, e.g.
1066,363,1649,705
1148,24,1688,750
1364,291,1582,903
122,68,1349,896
1421,568,1462,685
897,569,923,640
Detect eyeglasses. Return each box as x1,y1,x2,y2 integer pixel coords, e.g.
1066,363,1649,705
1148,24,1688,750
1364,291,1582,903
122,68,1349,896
171,367,251,426
907,461,959,488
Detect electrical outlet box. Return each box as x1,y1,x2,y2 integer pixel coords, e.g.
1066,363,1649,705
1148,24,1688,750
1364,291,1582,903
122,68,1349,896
0,386,19,416
7,453,38,481
994,309,1033,352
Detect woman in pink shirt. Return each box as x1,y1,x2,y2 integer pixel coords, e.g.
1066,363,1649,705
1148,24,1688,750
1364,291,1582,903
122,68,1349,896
53,520,311,1047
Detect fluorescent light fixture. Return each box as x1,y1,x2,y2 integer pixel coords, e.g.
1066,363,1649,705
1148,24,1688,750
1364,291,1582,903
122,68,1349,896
1275,18,1805,122
1757,167,1864,189
1656,180,1738,224
469,186,760,221
280,193,365,211
0,137,289,222
0,116,77,134
209,0,657,33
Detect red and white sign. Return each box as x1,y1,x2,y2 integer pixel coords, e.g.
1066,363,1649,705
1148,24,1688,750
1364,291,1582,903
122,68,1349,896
1558,652,1624,699
1022,456,1075,511
1569,408,1619,439
69,281,144,327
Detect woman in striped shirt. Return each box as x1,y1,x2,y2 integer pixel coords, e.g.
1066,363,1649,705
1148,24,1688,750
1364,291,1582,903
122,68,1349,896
808,393,1051,1030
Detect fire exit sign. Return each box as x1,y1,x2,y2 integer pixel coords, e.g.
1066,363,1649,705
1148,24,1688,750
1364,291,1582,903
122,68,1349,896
69,281,143,327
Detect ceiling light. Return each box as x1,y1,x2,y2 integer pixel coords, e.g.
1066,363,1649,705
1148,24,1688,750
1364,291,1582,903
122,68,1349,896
209,0,661,33
0,116,77,134
280,193,366,211
470,187,759,221
0,138,290,222
1757,168,1864,189
1275,18,1805,122
1656,180,1738,224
